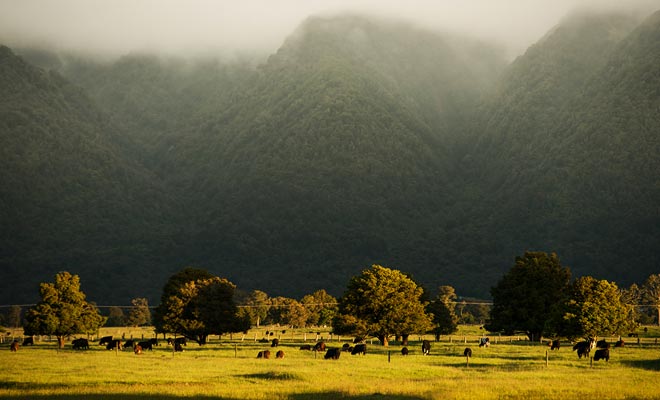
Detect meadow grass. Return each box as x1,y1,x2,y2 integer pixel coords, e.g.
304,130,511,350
1,326,660,399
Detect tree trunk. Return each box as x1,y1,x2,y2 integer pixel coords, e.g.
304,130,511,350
57,336,65,349
378,335,389,346
401,334,409,346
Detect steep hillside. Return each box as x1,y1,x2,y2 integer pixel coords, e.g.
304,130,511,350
0,46,175,303
470,10,659,285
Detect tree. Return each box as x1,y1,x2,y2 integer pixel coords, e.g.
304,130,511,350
127,298,151,327
267,297,309,328
332,265,433,346
156,270,250,344
301,289,337,327
236,290,270,327
105,306,126,327
560,276,637,339
427,285,458,340
24,271,105,348
641,274,660,326
485,252,571,341
153,267,214,333
6,305,22,328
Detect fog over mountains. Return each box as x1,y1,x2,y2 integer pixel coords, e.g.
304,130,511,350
1,3,659,305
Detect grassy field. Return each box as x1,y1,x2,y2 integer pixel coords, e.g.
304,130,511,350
1,326,660,399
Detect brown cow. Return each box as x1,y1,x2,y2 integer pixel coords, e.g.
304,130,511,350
276,350,285,359
10,340,19,352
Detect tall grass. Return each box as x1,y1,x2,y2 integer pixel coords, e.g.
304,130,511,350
1,326,659,399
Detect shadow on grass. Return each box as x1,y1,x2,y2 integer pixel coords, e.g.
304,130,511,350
288,393,426,400
619,359,660,371
240,371,301,381
0,396,239,400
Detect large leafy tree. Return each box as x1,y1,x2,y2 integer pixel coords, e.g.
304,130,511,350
236,290,270,327
427,285,459,339
332,265,433,346
485,252,571,341
561,276,637,339
641,274,660,326
126,297,151,327
153,267,214,333
301,289,337,327
24,271,105,348
156,271,250,344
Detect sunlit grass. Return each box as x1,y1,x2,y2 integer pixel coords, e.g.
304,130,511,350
2,326,660,399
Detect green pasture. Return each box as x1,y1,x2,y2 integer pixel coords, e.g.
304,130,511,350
2,326,660,399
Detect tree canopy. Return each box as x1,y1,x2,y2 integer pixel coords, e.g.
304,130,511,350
23,271,105,348
427,285,459,339
485,252,571,340
332,265,433,346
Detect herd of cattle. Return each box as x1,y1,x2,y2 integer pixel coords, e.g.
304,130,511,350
6,334,628,363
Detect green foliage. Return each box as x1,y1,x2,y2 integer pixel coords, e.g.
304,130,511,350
155,269,249,344
23,271,105,347
332,265,433,345
236,290,270,327
126,297,151,327
485,252,571,340
427,286,459,337
561,276,637,339
641,274,660,325
301,289,337,327
104,307,126,327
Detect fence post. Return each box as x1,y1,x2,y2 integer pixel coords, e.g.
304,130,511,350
388,351,391,363
545,350,548,367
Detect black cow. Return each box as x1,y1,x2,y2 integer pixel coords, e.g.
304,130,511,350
149,338,159,346
594,348,610,362
99,336,113,346
342,343,351,352
138,341,153,351
314,341,326,352
401,347,409,356
299,344,312,350
464,347,472,357
479,337,490,348
258,338,269,343
324,348,341,360
422,340,431,355
72,338,89,350
22,337,34,346
628,332,638,338
10,340,19,352
106,339,123,350
572,338,595,359
271,338,279,347
174,342,184,352
257,350,271,359
615,339,625,348
351,343,367,355
167,337,187,346
276,350,285,359
550,340,560,350
124,339,135,348
596,339,610,349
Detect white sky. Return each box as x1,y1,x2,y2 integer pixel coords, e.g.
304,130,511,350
0,0,658,58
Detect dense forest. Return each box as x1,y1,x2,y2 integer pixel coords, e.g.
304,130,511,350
1,8,658,305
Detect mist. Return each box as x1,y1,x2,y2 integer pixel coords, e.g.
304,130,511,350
1,0,659,59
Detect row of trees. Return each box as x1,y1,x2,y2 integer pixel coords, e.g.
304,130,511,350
15,253,660,348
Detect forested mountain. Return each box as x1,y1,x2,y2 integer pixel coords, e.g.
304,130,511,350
0,46,177,303
1,10,658,305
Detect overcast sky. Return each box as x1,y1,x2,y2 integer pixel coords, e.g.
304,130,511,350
1,0,658,58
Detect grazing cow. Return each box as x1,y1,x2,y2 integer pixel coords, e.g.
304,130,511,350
615,339,625,348
72,338,89,350
276,350,285,359
167,337,188,346
314,341,326,352
464,348,472,357
596,340,610,349
10,340,19,352
257,350,271,359
271,338,279,348
351,344,367,355
124,339,135,348
421,340,431,355
299,345,312,350
149,338,159,346
342,343,351,352
258,338,269,343
138,341,153,351
628,333,638,338
550,340,560,350
99,336,113,346
106,339,123,350
572,338,595,359
353,337,364,344
479,338,490,348
593,348,610,362
401,347,409,356
324,348,341,360
134,344,143,355
174,342,184,352
22,337,34,346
